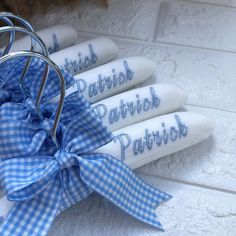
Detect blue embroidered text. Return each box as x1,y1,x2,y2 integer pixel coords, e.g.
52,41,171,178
63,44,98,74
93,87,160,124
75,60,134,98
114,114,188,161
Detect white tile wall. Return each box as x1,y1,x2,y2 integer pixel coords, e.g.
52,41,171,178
114,38,236,112
187,0,236,7
139,105,236,192
77,0,162,41
156,1,236,51
48,176,236,236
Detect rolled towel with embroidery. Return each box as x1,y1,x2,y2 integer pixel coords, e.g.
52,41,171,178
50,57,156,103
96,112,214,169
4,24,78,54
92,84,187,131
50,37,119,75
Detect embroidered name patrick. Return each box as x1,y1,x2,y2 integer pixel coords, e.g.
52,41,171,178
63,44,98,73
75,60,134,98
48,34,60,54
93,87,160,125
113,114,188,161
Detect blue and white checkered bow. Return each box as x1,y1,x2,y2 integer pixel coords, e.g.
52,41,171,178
0,57,171,236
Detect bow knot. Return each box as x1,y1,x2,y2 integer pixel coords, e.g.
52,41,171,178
41,119,53,135
54,150,76,170
24,98,39,118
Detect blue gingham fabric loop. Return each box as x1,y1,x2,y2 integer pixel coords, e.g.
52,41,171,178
0,120,56,159
41,119,53,135
24,98,39,117
44,90,91,127
0,90,108,161
54,150,76,170
0,58,26,104
0,97,40,122
0,92,86,130
0,88,16,104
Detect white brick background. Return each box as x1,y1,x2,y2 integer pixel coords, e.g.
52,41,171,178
31,1,236,235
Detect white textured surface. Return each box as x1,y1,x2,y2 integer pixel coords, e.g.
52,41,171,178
31,0,236,235
113,39,236,112
139,105,236,191
48,176,236,236
156,1,236,51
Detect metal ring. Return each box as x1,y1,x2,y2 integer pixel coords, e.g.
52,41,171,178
0,12,35,52
0,12,34,31
0,17,15,55
0,26,48,59
0,13,37,88
0,26,50,108
0,51,65,147
0,13,39,96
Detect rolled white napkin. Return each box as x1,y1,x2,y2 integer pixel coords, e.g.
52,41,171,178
96,112,214,169
50,37,119,75
93,84,187,131
50,56,156,103
5,24,78,53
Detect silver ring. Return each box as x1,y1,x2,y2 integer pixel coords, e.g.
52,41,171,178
0,12,35,51
0,13,37,89
0,26,50,108
0,26,48,57
0,17,15,55
0,51,65,147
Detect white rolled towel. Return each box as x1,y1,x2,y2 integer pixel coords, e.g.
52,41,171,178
50,56,156,103
93,84,187,131
50,37,119,75
5,24,78,53
96,112,214,169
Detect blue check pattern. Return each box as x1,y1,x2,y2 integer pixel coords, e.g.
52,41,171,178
0,56,74,104
0,57,171,236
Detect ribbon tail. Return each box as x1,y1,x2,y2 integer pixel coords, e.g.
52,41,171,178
58,168,94,212
79,154,172,230
0,179,61,236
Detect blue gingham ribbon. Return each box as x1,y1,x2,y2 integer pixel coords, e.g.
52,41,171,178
0,98,171,235
0,58,171,235
0,57,74,105
0,92,99,159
